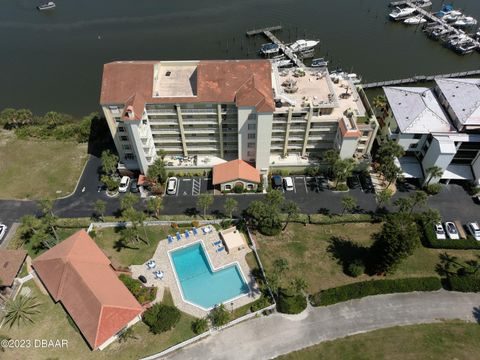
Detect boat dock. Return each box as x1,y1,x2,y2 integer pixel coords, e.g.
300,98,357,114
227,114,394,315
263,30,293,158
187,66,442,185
362,69,480,89
246,26,305,68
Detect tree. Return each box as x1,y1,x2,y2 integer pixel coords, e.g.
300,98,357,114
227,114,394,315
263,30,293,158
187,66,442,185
379,160,402,188
332,158,355,188
323,149,340,178
376,189,393,208
101,150,119,176
421,208,441,226
282,201,300,230
143,304,181,334
101,174,119,192
19,215,42,240
191,318,209,334
425,166,443,186
372,95,387,113
291,277,308,294
208,304,230,327
371,213,420,274
147,158,167,184
223,197,238,219
123,208,149,245
94,199,106,221
376,140,405,163
265,189,285,208
246,200,282,236
341,195,357,215
394,191,427,215
121,193,139,212
37,199,54,216
197,194,214,218
146,197,163,219
37,199,59,244
4,295,42,328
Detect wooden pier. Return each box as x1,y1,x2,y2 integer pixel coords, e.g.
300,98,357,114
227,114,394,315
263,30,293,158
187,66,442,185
246,26,305,68
362,69,480,89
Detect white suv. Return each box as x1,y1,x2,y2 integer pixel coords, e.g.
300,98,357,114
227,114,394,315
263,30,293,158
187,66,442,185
166,177,178,195
467,222,480,241
283,177,294,191
118,176,130,193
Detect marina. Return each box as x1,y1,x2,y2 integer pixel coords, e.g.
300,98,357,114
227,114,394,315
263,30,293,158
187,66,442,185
388,1,480,55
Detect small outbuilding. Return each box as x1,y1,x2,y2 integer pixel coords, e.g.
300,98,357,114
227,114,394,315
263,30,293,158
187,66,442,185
219,227,246,253
212,159,260,192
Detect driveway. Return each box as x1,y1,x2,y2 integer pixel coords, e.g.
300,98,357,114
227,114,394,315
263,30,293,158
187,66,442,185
161,291,480,360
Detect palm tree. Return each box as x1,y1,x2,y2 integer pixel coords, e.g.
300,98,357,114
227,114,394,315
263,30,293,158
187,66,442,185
197,194,214,218
223,197,238,219
425,166,443,186
341,195,357,215
376,189,393,208
146,197,163,219
372,95,387,113
94,199,106,221
4,295,42,328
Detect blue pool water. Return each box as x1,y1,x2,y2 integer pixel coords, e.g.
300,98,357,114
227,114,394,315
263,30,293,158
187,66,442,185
170,243,249,309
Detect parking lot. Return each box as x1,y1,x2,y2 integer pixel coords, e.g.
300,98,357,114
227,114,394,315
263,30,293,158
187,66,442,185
167,176,213,197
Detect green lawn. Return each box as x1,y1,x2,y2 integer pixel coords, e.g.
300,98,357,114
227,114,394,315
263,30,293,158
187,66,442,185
276,321,480,360
0,282,197,360
253,223,480,294
0,131,88,200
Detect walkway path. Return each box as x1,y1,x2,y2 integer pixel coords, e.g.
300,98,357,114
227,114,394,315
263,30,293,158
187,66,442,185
162,291,480,360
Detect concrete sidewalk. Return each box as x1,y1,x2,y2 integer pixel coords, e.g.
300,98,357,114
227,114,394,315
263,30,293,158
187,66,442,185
162,291,480,360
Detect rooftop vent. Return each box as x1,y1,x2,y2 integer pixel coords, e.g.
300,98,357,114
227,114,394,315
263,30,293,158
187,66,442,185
165,71,171,77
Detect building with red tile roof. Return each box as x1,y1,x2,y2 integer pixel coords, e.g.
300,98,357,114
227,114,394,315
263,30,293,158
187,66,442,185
32,230,143,350
212,159,260,191
0,250,27,287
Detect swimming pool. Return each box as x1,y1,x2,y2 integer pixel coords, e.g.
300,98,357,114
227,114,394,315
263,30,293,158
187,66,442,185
169,242,249,309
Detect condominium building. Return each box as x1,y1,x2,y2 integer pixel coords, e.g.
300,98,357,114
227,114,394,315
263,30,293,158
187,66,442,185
100,60,378,175
380,78,480,185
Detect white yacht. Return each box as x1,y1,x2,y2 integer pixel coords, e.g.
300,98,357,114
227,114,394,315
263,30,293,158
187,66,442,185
311,58,329,68
443,10,462,22
289,39,319,53
404,16,427,25
260,43,279,55
389,7,416,20
453,16,477,27
37,1,55,10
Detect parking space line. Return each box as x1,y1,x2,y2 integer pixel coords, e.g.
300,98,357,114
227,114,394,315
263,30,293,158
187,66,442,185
304,177,308,193
192,178,201,196
292,179,296,193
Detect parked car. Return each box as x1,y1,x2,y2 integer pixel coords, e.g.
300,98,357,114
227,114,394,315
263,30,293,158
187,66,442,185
271,175,283,190
283,176,294,191
130,179,139,193
0,224,7,243
347,175,361,190
467,222,480,241
445,222,460,239
118,176,130,193
166,177,178,195
433,223,446,240
359,173,375,193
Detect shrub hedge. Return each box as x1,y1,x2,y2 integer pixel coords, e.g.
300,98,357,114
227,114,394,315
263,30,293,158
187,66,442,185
276,289,307,314
143,304,181,334
309,277,442,306
446,275,480,292
422,221,480,250
119,274,157,304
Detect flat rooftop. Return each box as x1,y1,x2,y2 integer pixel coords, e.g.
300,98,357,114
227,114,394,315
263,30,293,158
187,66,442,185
153,62,197,98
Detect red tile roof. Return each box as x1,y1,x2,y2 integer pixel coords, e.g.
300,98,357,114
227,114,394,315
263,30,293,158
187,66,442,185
32,230,143,350
212,159,261,185
0,250,27,287
100,60,275,119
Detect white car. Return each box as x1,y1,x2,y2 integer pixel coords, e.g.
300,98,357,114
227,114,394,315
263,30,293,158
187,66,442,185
0,224,7,243
467,222,480,241
283,177,294,191
118,176,131,193
166,177,178,195
433,223,446,240
444,222,459,240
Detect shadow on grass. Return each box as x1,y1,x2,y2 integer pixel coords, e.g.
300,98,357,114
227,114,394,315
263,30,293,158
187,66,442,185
327,236,373,276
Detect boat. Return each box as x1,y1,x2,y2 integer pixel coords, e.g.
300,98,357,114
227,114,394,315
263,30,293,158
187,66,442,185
435,3,454,18
446,34,470,47
453,16,477,28
289,39,319,53
454,41,477,54
37,1,55,10
391,0,431,8
404,16,427,25
427,26,451,40
389,7,416,20
311,58,329,68
442,10,462,22
275,59,293,68
260,43,279,55
347,73,362,85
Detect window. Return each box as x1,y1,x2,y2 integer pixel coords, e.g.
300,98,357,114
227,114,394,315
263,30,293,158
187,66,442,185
120,135,128,141
248,133,256,139
413,134,423,139
225,184,232,190
248,124,256,130
247,151,255,156
124,153,135,160
122,144,131,150
247,142,255,148
118,126,125,133
142,119,148,125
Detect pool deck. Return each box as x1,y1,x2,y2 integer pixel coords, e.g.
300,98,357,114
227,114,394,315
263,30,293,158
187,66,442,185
130,226,261,318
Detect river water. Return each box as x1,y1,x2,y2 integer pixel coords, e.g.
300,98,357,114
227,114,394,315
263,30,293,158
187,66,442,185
0,0,479,115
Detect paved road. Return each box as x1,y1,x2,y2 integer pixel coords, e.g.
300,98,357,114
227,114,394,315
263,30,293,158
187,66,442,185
162,291,480,360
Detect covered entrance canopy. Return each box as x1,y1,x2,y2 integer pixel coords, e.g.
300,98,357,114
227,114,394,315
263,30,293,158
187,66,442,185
442,164,474,180
394,156,423,179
